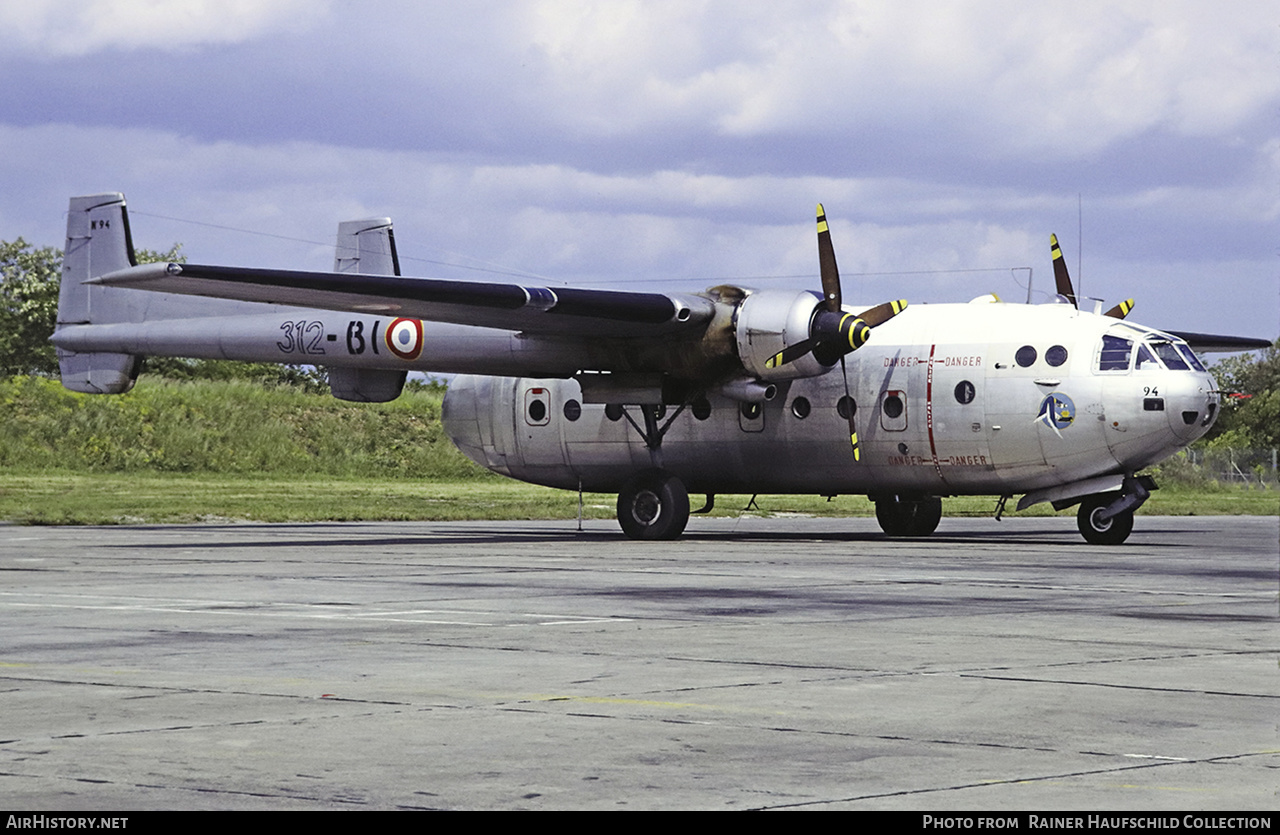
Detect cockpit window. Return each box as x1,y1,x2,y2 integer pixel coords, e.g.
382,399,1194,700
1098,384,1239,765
1148,340,1189,371
1135,343,1161,370
1098,335,1133,371
1174,342,1206,371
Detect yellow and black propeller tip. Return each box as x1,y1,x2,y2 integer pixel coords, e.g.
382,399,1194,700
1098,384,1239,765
1050,233,1078,308
1105,299,1135,319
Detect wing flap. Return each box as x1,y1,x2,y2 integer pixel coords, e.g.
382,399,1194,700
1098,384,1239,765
90,263,713,338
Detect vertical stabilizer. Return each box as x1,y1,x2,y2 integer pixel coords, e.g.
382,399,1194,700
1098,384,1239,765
327,217,407,402
57,193,143,393
333,218,399,276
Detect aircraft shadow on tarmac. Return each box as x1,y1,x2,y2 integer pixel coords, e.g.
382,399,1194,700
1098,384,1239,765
99,520,1227,550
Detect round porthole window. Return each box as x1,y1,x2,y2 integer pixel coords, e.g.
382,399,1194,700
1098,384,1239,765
836,395,856,419
791,396,811,419
563,399,582,421
1015,345,1037,367
1046,345,1068,367
882,393,904,419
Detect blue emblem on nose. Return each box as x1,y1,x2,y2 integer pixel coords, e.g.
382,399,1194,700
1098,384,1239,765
1037,393,1075,430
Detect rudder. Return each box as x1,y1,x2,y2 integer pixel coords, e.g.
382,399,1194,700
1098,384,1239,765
56,193,143,393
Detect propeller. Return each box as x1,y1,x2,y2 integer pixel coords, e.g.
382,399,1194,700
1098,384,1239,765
1050,233,1133,319
765,205,908,370
766,204,908,461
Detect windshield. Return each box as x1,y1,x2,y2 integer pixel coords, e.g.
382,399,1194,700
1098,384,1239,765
1098,329,1207,373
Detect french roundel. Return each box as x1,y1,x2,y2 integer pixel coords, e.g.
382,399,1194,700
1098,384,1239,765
385,318,423,360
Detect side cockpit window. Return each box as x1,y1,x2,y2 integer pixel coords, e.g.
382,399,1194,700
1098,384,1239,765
1098,334,1133,371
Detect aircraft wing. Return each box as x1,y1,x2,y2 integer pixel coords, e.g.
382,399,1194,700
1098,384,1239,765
89,262,715,339
1166,331,1273,353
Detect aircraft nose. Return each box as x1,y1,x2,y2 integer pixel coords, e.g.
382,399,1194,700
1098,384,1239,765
1163,372,1219,441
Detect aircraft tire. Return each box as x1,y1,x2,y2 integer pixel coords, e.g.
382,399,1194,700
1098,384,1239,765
1077,494,1134,545
617,470,690,540
875,495,942,537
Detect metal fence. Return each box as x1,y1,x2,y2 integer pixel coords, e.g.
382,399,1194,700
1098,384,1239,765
1167,447,1279,487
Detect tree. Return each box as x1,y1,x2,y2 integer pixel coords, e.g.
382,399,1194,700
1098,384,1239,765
1207,340,1280,448
0,239,62,376
0,240,186,377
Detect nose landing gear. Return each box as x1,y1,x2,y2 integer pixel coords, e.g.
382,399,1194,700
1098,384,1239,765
1075,475,1155,545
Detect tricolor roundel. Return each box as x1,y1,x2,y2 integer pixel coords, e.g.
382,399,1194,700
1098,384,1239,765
385,318,424,360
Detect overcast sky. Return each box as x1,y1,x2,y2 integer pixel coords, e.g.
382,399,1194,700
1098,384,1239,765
3,0,1276,341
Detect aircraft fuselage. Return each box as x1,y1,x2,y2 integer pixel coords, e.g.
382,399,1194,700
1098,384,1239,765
442,302,1219,500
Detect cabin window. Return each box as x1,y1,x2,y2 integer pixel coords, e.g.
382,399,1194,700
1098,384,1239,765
605,403,624,421
692,396,712,420
563,399,582,421
836,395,856,419
1098,335,1133,371
1046,345,1068,367
1135,344,1160,371
880,390,907,431
791,397,811,419
954,380,975,404
524,388,550,426
1015,345,1037,367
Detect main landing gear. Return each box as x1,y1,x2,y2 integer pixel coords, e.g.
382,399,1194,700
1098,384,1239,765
873,494,942,537
617,469,690,540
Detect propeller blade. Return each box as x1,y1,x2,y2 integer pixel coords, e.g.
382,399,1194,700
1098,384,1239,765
765,211,909,370
816,203,841,312
840,355,860,462
1050,233,1078,308
1104,298,1134,319
856,299,908,327
765,337,818,370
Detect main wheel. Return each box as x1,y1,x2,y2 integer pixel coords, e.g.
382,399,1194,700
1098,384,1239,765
875,495,942,537
1077,494,1134,545
617,470,690,540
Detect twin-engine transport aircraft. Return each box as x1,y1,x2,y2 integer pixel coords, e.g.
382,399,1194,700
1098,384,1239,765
53,193,1270,543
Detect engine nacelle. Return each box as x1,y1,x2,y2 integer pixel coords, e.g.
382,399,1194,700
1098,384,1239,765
734,289,832,381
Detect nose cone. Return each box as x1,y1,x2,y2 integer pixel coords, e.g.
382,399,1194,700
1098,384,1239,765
1165,372,1220,443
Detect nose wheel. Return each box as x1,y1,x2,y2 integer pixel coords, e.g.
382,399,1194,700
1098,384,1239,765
617,469,690,540
1077,494,1135,545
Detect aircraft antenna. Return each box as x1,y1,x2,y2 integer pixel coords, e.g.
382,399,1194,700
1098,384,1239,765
1077,193,1083,300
